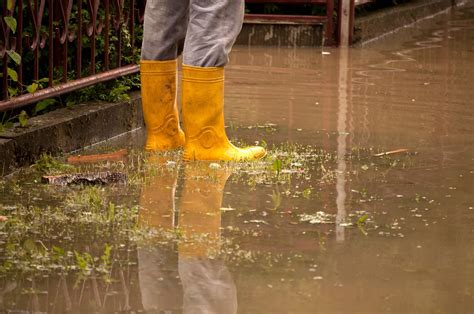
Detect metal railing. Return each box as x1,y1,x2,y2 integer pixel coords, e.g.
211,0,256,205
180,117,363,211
244,0,336,44
0,0,145,112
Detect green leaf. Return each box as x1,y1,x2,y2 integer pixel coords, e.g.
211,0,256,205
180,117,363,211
26,83,39,94
7,0,13,10
75,251,88,271
7,87,18,97
357,214,369,226
273,158,282,175
4,16,17,34
34,98,56,114
303,187,312,199
66,100,76,108
7,50,21,65
23,239,38,253
7,67,18,82
53,246,65,256
37,77,50,83
52,246,66,262
18,110,28,127
107,202,115,222
101,244,113,266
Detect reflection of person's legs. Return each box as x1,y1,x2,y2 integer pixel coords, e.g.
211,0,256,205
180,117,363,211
140,0,188,151
178,165,237,314
137,156,182,311
179,259,237,314
138,247,182,312
180,0,266,161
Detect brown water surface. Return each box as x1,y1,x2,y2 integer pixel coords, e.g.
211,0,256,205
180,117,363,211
1,4,474,314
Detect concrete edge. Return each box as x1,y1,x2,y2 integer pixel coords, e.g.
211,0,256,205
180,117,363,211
0,91,143,176
354,0,455,44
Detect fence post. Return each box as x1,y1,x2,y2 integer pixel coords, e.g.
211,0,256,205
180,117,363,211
338,0,355,46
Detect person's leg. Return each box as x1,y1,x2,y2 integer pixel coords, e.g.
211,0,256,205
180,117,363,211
180,0,266,161
183,0,244,67
141,0,189,61
140,0,188,151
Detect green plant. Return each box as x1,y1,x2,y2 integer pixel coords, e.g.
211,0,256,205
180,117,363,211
64,74,138,106
273,158,283,178
356,214,369,236
0,110,30,132
303,187,312,199
0,112,14,132
1,0,143,123
32,153,74,175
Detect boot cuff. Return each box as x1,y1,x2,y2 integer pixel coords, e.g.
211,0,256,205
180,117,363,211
182,64,224,82
140,59,177,75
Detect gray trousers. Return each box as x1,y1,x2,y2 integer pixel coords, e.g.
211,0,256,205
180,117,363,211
141,0,244,67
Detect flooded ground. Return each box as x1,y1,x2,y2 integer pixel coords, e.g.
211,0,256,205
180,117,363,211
1,3,474,313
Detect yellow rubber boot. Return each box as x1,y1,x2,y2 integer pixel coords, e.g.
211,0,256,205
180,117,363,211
140,59,185,151
181,65,266,161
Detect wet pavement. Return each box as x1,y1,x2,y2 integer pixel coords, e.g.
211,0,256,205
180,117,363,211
1,3,474,314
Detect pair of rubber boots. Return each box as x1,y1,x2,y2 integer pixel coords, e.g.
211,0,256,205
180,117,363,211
140,60,266,161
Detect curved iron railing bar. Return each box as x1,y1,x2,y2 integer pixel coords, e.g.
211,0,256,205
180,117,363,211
0,64,139,111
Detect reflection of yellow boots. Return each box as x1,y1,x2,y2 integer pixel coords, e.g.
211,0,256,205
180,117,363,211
140,59,185,151
139,155,179,230
178,164,232,257
138,155,183,312
181,65,266,161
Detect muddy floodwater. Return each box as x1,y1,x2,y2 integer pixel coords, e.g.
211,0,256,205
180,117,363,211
1,4,474,314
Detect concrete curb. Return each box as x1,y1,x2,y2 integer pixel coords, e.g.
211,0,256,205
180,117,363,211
0,92,143,176
354,0,454,44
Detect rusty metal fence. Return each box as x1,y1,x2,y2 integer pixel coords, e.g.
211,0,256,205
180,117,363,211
0,0,145,112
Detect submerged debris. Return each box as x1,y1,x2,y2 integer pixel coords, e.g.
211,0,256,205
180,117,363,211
245,219,269,225
209,162,222,169
221,206,236,212
299,212,335,224
42,171,127,185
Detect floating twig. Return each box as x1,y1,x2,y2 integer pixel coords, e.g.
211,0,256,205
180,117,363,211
67,149,127,164
373,149,409,157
